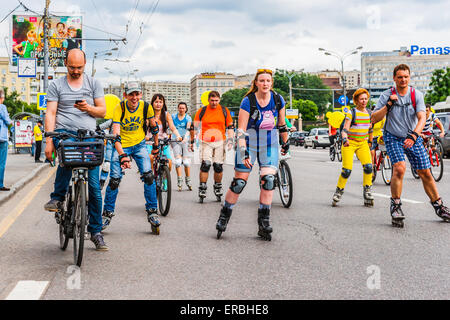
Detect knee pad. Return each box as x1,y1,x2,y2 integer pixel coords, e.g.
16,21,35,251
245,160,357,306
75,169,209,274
141,171,155,185
260,174,276,191
108,177,121,190
363,164,373,174
174,158,183,168
200,160,211,172
229,178,247,194
341,168,352,179
213,162,223,173
101,161,110,173
182,158,191,167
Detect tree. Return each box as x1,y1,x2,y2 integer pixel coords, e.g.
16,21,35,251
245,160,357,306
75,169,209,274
425,67,450,105
291,99,319,121
220,88,248,111
2,87,39,117
273,69,332,115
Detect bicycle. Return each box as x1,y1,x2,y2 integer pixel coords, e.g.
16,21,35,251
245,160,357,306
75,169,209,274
153,138,172,219
276,153,293,208
411,134,443,182
45,129,115,267
329,135,342,162
372,136,392,185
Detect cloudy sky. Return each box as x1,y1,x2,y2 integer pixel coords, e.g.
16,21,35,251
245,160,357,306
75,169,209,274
1,0,449,86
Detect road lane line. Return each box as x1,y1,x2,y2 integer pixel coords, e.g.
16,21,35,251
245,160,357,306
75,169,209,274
0,167,56,238
5,281,49,300
372,192,424,204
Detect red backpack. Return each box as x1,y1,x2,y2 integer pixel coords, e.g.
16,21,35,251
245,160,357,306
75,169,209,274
390,87,416,110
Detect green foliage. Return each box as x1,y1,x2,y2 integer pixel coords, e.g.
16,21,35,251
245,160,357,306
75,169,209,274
220,88,248,109
425,68,450,105
273,69,332,114
304,124,327,132
291,99,318,121
2,87,39,117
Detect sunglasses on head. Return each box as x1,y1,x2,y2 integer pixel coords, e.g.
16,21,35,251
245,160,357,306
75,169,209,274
257,68,273,75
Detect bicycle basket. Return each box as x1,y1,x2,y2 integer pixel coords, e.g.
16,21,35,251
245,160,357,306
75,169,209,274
57,140,104,168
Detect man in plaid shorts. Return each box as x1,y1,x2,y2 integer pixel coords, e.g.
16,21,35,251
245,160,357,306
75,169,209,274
371,64,450,227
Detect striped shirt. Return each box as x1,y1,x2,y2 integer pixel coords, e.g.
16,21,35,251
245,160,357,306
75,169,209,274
345,108,371,141
422,112,436,134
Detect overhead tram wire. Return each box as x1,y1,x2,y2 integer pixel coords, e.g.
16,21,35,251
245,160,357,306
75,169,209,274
129,0,160,60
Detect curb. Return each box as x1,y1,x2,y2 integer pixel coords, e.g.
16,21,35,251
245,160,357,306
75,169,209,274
0,164,51,206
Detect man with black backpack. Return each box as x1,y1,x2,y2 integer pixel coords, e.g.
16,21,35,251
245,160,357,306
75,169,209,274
371,64,450,227
102,81,162,233
191,91,234,202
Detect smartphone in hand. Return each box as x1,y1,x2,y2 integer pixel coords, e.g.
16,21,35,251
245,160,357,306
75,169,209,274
75,100,83,104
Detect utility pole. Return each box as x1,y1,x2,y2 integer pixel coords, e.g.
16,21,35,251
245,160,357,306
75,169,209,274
43,0,50,94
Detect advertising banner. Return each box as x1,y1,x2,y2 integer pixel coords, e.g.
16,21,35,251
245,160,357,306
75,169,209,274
14,120,33,148
11,14,83,72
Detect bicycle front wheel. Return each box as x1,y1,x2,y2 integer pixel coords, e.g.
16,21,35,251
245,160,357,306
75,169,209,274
72,181,87,267
430,150,443,182
278,160,293,208
59,188,72,250
158,165,172,216
381,155,392,185
329,146,336,161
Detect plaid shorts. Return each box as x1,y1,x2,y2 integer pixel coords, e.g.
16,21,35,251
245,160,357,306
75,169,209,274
384,131,430,170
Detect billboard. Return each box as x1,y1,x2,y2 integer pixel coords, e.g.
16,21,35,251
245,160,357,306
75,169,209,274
14,120,33,148
11,14,83,72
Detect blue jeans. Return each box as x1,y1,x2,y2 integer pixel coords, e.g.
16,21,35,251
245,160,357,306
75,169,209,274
104,140,157,212
50,130,103,234
100,140,113,182
0,141,8,188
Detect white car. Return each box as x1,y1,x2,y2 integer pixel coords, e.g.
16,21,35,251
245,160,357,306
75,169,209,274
304,128,331,149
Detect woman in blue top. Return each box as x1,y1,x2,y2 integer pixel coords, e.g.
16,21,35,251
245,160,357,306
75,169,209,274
215,69,290,241
170,102,193,191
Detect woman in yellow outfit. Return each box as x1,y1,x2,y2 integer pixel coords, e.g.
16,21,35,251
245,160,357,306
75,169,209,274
332,88,374,207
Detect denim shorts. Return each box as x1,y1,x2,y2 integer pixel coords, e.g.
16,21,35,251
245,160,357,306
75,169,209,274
234,145,279,173
384,131,430,170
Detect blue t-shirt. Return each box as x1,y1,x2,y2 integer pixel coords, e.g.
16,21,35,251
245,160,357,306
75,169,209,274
171,113,192,138
240,91,286,148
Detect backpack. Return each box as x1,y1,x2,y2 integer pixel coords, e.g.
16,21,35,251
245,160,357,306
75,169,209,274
119,100,151,133
247,91,283,126
198,104,230,127
339,107,372,136
391,86,416,110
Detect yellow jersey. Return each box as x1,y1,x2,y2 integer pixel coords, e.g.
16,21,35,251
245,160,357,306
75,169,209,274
33,125,42,142
113,100,155,148
372,118,385,138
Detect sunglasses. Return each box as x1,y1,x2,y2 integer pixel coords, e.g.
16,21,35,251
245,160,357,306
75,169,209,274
257,68,273,75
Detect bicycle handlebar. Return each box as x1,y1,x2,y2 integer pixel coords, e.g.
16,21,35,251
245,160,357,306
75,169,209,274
45,130,117,141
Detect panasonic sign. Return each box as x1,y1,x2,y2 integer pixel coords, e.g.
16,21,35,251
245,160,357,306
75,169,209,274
410,45,450,55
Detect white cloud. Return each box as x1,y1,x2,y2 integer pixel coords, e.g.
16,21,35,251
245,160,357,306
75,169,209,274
0,0,448,86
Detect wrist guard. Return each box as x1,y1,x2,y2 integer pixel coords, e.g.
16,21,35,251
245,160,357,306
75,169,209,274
226,124,235,130
119,153,130,165
342,137,349,145
342,128,349,134
239,146,249,162
406,130,419,143
281,141,289,153
237,129,248,141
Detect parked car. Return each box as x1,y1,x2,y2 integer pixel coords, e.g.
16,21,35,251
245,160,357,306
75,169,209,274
289,131,307,146
304,128,331,149
435,112,450,158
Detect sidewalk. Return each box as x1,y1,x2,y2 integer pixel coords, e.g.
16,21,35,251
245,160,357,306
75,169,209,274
0,149,51,206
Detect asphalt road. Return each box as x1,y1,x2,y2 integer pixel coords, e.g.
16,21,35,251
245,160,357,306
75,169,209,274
0,147,449,300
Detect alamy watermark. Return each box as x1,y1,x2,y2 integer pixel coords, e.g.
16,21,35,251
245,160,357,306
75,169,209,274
366,265,381,290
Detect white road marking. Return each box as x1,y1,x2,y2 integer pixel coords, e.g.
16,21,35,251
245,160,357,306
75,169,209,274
5,281,49,300
372,193,424,204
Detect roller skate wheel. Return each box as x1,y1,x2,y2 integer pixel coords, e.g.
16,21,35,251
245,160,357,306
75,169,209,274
216,196,221,202
217,230,222,239
332,201,338,207
258,230,272,241
199,197,204,203
391,219,404,228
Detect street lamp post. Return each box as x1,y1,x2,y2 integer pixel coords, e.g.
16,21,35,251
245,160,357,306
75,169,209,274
319,46,363,106
91,48,118,77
